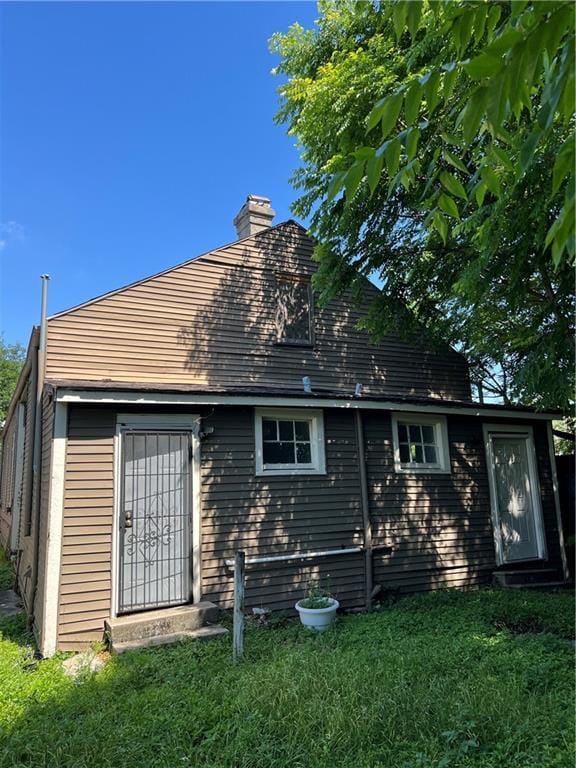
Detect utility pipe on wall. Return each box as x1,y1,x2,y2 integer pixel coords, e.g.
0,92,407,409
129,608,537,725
224,547,362,567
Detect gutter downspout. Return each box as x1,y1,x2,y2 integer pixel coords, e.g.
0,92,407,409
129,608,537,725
354,410,373,609
29,275,50,630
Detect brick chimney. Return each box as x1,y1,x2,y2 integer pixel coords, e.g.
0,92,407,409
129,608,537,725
233,195,276,239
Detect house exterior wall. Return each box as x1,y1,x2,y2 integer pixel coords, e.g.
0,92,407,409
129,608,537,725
0,365,51,619
0,395,53,614
58,406,116,650
56,404,366,650
0,330,42,607
44,223,471,401
531,421,564,567
0,378,33,551
54,403,563,651
12,388,53,615
18,382,34,544
199,407,366,612
366,415,563,593
31,392,56,646
0,416,17,548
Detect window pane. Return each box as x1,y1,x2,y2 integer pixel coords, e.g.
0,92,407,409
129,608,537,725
409,425,421,442
294,420,310,441
424,445,438,463
398,423,408,442
262,419,277,441
421,425,435,444
263,441,295,464
278,420,294,441
296,443,312,463
399,443,410,463
411,444,423,463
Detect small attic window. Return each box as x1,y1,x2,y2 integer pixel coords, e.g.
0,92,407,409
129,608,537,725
275,275,313,346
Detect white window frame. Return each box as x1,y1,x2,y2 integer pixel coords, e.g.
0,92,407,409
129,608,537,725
391,412,451,474
254,408,326,476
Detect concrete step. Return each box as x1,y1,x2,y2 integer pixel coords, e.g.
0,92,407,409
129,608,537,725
493,568,561,587
105,602,220,644
502,581,570,591
110,625,229,654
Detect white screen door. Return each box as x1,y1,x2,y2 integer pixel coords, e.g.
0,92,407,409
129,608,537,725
485,427,546,564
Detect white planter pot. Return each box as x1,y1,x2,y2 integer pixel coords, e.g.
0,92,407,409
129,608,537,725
295,598,339,631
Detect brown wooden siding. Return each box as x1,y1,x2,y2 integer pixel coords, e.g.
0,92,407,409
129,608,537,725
15,388,53,613
0,417,17,548
364,413,494,594
31,392,56,644
57,407,115,651
55,404,563,651
45,222,471,401
56,405,366,650
0,371,39,610
0,332,39,562
365,413,564,594
532,421,563,567
18,382,33,543
199,407,366,611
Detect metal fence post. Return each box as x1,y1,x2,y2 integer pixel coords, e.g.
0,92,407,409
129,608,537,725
233,550,245,662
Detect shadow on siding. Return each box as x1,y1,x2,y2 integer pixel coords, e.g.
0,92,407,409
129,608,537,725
176,222,469,398
197,406,496,613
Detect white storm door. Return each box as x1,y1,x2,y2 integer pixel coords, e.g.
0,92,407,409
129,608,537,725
485,426,546,564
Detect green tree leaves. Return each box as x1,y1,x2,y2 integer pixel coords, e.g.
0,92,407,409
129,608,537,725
349,0,575,266
0,336,25,422
438,193,460,219
404,82,422,124
379,92,404,139
271,0,575,409
440,172,467,201
463,53,503,79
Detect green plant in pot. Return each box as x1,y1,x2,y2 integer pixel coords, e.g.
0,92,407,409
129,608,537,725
295,578,339,631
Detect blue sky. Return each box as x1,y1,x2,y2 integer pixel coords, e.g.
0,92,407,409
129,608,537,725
1,1,318,346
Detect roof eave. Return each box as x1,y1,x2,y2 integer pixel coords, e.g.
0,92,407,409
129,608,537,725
48,381,562,421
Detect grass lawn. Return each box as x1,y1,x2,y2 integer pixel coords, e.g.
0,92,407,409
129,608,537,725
0,573,573,768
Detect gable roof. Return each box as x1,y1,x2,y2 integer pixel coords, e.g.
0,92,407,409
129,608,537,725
42,215,471,401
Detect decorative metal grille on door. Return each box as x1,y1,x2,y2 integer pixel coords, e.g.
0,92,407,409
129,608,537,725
119,431,192,613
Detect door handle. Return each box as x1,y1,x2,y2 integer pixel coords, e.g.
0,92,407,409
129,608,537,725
124,509,133,529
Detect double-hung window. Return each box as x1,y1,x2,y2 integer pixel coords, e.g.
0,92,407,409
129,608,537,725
391,413,450,474
255,408,326,475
